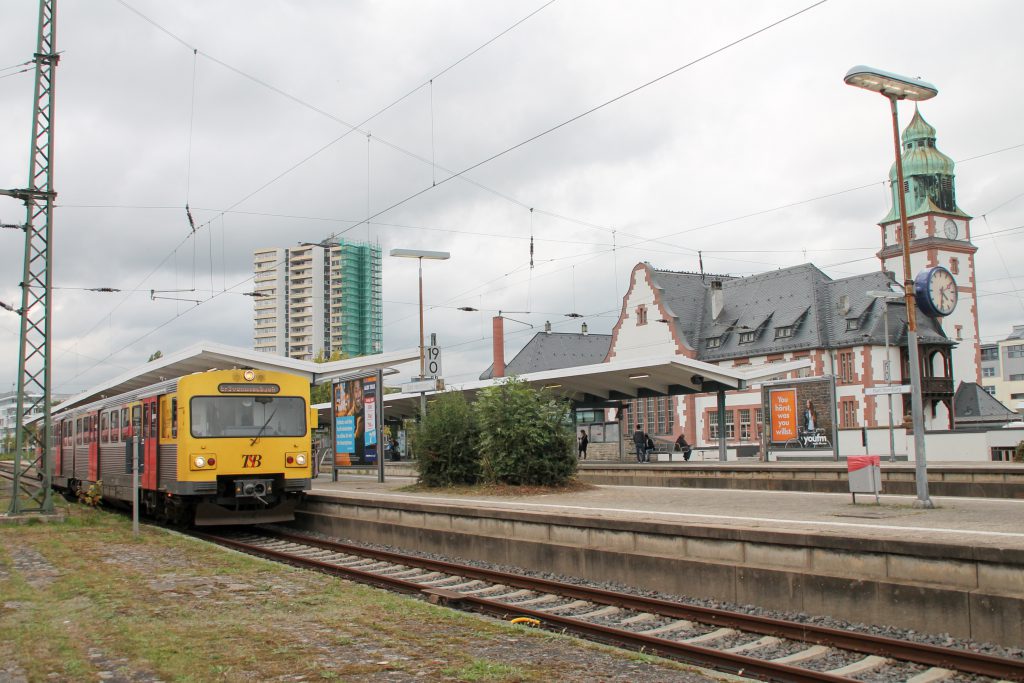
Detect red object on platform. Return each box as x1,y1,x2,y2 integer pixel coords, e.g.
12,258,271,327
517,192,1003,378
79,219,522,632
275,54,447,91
847,455,881,472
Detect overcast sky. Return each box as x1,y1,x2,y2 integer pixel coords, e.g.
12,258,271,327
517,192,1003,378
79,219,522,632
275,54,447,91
1,0,1022,395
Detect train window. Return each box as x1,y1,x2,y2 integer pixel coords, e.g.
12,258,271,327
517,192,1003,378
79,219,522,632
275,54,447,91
189,395,307,438
111,410,120,442
171,397,177,438
76,418,82,446
121,407,129,439
100,413,109,444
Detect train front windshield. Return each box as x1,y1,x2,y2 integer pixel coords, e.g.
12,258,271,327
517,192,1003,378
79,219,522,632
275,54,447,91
190,396,307,438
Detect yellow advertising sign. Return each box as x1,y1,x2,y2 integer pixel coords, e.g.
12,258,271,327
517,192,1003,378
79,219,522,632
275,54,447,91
770,388,798,442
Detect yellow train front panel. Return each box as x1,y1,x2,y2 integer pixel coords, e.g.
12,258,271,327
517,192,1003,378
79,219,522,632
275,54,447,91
173,368,314,524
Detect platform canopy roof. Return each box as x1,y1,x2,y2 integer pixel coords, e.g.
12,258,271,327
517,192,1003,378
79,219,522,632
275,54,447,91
55,341,420,415
384,354,811,419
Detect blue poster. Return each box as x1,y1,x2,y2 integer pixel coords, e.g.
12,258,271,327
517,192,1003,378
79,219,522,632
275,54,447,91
335,415,355,452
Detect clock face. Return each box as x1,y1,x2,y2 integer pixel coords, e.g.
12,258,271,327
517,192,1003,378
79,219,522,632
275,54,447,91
943,218,958,239
914,266,958,318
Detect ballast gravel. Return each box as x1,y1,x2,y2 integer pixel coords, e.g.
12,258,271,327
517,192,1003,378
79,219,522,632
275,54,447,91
275,524,1024,663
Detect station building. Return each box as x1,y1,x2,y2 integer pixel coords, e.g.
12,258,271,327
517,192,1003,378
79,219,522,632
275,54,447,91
486,110,1017,459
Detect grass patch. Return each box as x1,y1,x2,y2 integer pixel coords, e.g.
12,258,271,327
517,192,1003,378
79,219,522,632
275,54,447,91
0,504,683,681
443,658,525,681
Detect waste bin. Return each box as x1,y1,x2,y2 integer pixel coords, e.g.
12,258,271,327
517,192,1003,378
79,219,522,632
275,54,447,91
847,455,881,504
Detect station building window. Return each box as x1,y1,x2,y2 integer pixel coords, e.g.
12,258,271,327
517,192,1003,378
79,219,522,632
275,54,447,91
838,350,857,384
991,447,1016,462
840,398,859,428
739,409,751,440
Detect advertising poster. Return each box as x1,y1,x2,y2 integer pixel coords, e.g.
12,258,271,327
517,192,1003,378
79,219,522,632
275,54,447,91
763,377,834,453
770,389,798,442
333,379,365,466
362,376,378,463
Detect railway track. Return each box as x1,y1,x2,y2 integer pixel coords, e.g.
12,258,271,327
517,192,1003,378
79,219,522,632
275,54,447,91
0,459,43,498
196,527,1024,683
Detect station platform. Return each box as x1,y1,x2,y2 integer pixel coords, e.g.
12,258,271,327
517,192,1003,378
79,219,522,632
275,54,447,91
575,460,1024,499
311,472,1024,550
329,459,1024,498
296,473,1024,647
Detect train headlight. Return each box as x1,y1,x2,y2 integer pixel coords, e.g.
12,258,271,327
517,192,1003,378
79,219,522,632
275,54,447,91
190,455,216,470
296,453,307,466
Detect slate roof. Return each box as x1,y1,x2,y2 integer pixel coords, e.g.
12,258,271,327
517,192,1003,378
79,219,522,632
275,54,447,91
649,263,950,363
479,332,613,380
954,381,1020,425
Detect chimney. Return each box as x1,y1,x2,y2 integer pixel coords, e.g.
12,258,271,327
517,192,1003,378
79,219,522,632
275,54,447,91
710,280,724,321
492,316,505,378
581,322,588,336
544,320,551,334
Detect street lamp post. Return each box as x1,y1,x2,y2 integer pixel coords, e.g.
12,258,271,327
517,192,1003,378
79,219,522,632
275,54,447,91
390,248,450,417
845,65,937,508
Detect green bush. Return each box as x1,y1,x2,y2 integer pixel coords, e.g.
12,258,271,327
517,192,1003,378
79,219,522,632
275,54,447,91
414,391,480,486
475,377,577,486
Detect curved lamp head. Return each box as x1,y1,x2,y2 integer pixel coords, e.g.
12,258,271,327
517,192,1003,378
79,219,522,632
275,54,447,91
844,65,937,101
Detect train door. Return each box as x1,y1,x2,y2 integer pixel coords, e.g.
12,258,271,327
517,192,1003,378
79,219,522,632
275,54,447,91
125,404,143,482
54,419,63,478
88,411,99,481
142,397,158,490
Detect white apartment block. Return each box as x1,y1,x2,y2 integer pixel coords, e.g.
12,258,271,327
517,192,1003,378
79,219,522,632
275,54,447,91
252,240,382,361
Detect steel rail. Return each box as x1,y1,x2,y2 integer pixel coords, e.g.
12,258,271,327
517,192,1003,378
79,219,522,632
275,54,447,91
195,530,846,682
197,529,1024,682
260,529,1024,681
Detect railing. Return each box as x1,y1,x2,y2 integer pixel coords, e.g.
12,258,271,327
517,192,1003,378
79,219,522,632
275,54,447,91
919,377,954,395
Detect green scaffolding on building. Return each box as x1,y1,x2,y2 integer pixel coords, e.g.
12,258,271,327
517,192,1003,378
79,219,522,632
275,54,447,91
327,240,383,357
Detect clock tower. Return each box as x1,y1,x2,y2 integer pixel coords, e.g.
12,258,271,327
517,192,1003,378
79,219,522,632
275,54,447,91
877,108,981,384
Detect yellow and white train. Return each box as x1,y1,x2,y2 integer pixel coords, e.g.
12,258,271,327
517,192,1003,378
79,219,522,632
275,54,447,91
51,367,315,525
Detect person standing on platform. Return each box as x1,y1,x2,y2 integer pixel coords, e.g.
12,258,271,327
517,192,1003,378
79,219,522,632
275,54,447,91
578,429,589,460
633,425,647,463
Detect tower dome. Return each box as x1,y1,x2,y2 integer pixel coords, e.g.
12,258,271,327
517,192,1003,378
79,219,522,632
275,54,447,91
881,108,966,223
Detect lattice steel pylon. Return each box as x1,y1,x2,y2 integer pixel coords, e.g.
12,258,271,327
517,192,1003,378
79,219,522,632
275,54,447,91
4,0,58,515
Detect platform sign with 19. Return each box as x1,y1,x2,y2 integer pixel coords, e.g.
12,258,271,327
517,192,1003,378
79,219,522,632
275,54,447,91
426,345,442,378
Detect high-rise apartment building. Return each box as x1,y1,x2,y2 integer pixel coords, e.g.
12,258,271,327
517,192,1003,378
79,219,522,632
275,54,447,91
252,239,382,361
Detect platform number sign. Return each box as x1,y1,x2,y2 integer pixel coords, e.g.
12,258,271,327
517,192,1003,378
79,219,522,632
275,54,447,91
426,345,442,378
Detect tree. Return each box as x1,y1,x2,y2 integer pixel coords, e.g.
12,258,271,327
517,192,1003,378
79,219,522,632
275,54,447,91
147,350,163,362
414,391,480,486
310,349,347,405
474,377,577,486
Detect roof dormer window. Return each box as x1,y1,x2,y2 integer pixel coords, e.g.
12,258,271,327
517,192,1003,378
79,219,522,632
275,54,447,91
706,336,722,349
774,326,793,340
738,331,757,344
